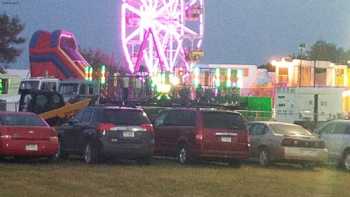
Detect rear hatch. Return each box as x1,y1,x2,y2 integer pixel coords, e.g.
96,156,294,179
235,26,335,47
201,111,248,156
100,109,153,144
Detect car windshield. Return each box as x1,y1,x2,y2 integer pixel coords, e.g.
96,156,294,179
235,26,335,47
203,111,245,129
0,114,47,127
19,81,39,90
270,124,312,136
102,109,150,125
59,83,79,95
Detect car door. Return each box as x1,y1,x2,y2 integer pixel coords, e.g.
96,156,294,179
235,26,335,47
154,110,181,156
319,122,337,159
248,123,268,157
331,122,350,160
74,108,95,153
61,109,93,153
59,109,85,152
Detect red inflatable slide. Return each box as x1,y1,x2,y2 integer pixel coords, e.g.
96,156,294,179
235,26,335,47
29,30,89,80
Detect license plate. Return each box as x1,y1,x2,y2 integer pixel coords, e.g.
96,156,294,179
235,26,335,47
25,144,38,151
123,131,134,138
221,137,231,143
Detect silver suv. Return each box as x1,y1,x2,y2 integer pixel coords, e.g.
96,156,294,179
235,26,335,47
316,120,350,170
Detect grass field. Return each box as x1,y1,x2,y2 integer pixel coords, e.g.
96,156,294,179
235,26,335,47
0,158,349,197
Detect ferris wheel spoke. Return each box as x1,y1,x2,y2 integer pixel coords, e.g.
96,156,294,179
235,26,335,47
176,22,199,36
125,27,143,43
172,41,183,67
123,3,142,16
161,31,170,50
150,28,170,70
155,0,176,18
154,21,182,40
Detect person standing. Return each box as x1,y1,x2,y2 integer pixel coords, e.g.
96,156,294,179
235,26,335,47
122,76,129,105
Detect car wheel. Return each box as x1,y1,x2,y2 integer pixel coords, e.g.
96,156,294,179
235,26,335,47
83,142,99,164
55,139,68,160
177,145,191,165
229,159,242,168
343,151,350,171
258,148,270,167
301,162,315,169
137,156,152,165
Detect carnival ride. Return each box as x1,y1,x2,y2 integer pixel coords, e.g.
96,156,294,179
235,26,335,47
121,0,204,77
29,30,89,80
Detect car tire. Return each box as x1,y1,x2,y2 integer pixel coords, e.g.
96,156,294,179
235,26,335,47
83,142,99,164
55,139,68,160
137,156,152,165
301,162,315,169
343,151,350,171
229,159,242,168
177,144,191,165
258,148,270,167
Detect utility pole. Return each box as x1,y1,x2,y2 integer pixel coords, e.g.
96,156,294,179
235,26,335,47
298,43,306,87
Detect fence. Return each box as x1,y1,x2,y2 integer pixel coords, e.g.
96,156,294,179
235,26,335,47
0,101,19,112
236,110,273,121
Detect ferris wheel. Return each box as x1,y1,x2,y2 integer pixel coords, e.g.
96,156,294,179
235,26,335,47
121,0,204,74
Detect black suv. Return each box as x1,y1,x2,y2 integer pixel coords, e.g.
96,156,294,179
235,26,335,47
57,106,154,164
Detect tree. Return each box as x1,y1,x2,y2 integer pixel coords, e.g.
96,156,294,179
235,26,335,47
0,14,25,64
258,63,275,72
80,48,124,74
306,40,349,64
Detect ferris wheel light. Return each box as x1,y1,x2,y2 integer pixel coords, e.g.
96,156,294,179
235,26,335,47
140,10,156,28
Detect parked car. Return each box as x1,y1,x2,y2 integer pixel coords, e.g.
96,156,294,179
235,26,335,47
57,106,154,164
0,112,58,159
248,121,328,167
153,108,250,165
315,120,350,170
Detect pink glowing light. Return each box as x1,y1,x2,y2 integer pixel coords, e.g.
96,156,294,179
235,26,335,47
121,0,204,74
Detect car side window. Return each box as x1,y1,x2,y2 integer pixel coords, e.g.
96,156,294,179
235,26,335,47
319,122,336,134
254,124,267,135
345,125,350,135
248,124,256,135
176,111,196,126
81,109,93,123
74,109,85,121
154,111,168,127
334,123,348,134
163,111,179,126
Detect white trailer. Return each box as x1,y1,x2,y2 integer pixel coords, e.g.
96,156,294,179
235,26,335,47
275,87,345,123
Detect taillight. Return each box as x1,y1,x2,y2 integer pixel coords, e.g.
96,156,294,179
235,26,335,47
49,136,58,143
0,135,12,140
141,124,154,134
97,123,117,134
281,138,298,147
195,128,203,141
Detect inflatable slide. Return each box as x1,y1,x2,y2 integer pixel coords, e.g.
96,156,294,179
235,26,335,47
29,30,89,80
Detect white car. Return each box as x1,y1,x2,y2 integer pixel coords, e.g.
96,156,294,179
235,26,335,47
316,120,350,170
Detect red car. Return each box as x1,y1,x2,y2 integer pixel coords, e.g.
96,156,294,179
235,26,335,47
153,108,250,165
0,112,58,159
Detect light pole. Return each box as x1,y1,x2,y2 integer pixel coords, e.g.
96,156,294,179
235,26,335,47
298,43,306,87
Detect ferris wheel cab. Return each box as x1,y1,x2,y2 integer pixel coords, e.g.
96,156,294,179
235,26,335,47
185,3,203,20
186,49,204,62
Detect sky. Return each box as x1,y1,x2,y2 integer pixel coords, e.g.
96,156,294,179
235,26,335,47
1,0,350,69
